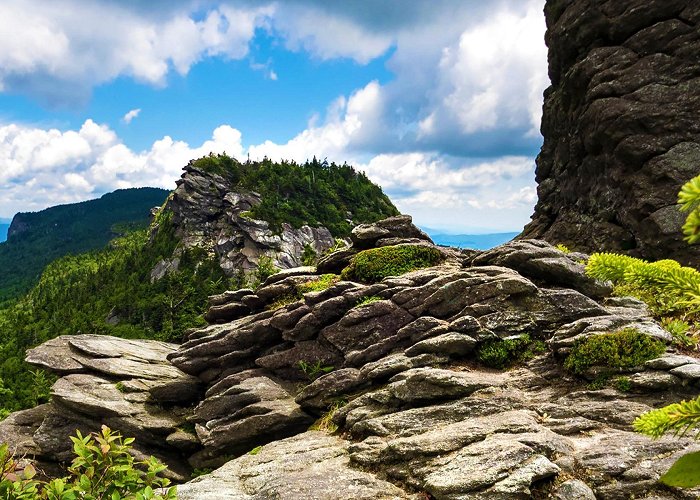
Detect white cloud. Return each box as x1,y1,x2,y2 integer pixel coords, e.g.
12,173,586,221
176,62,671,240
123,108,141,124
0,0,272,104
0,120,244,215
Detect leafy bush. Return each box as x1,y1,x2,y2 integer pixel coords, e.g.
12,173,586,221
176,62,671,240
341,245,444,283
253,255,279,289
634,396,700,488
586,253,700,317
563,329,665,375
476,334,545,369
679,174,700,244
555,244,571,254
301,244,317,266
0,425,175,499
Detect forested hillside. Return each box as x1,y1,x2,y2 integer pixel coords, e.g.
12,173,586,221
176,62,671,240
0,188,169,301
0,155,399,414
190,154,399,236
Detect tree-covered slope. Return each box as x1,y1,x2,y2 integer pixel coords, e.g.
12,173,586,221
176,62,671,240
0,188,169,301
190,154,399,236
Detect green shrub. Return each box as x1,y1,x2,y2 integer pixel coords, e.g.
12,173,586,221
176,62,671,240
555,244,571,254
341,245,444,283
253,255,279,289
476,334,545,369
301,244,318,266
563,329,665,375
586,253,700,317
0,425,175,499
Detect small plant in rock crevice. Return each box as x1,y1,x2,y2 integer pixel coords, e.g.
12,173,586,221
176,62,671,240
309,400,347,434
298,360,334,381
354,295,383,308
476,334,545,369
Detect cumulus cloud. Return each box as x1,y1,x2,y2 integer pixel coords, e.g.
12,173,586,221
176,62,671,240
0,0,271,105
122,108,141,124
0,120,243,215
0,0,548,231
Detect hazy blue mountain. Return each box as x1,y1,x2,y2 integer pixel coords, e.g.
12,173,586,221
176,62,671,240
424,230,519,250
0,224,9,243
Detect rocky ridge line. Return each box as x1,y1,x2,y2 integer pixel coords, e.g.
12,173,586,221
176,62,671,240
2,216,699,498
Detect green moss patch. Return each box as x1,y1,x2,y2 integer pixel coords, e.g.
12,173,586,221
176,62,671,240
341,245,444,283
476,334,545,369
564,328,666,375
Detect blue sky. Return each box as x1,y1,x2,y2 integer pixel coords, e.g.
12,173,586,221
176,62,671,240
0,0,548,233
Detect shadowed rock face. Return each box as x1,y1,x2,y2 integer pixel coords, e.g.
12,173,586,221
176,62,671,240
521,0,700,266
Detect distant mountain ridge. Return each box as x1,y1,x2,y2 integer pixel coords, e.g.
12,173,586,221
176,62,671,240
0,188,169,300
0,224,9,243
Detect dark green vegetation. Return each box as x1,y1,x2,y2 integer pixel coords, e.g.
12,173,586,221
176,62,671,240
0,188,169,301
476,334,545,369
341,245,444,283
191,154,399,236
0,426,175,499
563,328,665,375
0,213,229,413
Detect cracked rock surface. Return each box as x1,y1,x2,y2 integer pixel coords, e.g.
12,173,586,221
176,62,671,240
521,0,700,267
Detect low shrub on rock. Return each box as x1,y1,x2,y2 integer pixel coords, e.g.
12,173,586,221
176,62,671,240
341,245,443,283
564,328,665,375
476,334,545,369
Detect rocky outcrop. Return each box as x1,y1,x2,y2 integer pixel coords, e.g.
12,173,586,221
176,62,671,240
6,335,204,481
6,217,700,498
521,0,700,266
159,165,334,276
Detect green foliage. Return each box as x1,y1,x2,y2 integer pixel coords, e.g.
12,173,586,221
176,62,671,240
563,329,665,375
0,188,168,302
555,244,571,254
191,154,399,236
586,252,700,317
297,274,339,294
679,174,700,244
341,245,444,284
0,219,230,413
248,446,263,456
0,425,175,499
476,334,545,369
298,360,334,381
612,376,631,392
355,295,383,308
253,255,279,289
309,400,346,434
635,396,700,440
301,244,317,266
662,318,697,350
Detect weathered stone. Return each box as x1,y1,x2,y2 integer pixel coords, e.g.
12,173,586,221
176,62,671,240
670,363,700,380
628,371,682,391
295,368,363,412
646,354,700,370
178,432,412,500
404,332,477,358
552,479,596,500
521,0,700,267
350,215,432,250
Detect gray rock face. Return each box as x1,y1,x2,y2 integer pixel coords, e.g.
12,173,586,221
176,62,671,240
162,165,335,277
521,0,700,266
19,335,200,481
8,217,700,498
177,432,412,500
